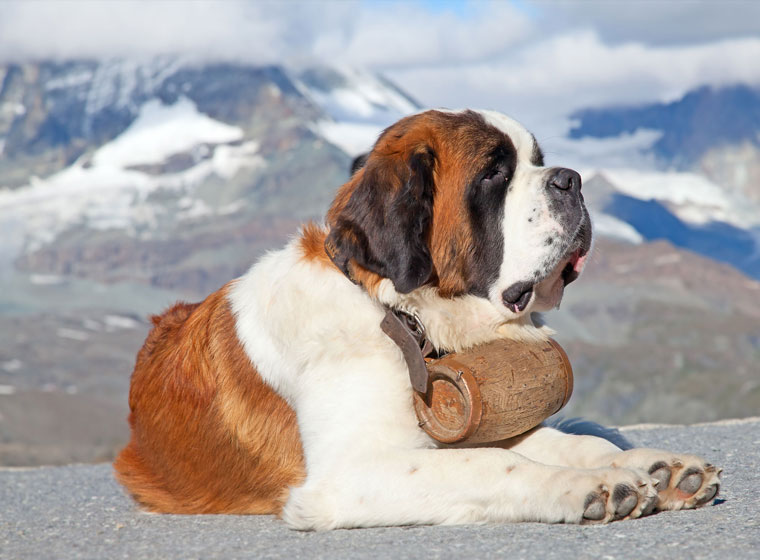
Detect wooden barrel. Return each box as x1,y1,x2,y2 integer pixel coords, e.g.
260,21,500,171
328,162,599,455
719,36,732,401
413,338,573,444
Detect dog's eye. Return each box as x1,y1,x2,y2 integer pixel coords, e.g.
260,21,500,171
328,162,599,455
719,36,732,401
482,170,507,185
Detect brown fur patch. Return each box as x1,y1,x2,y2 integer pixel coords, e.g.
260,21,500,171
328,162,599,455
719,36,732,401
115,110,513,515
299,222,333,268
326,110,510,298
114,285,305,514
299,222,384,297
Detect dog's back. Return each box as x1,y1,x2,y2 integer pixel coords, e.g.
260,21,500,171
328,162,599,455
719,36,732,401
114,285,305,514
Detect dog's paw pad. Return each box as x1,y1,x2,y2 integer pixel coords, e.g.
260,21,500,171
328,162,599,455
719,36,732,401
612,483,639,519
583,491,608,522
648,461,672,491
677,469,703,495
577,471,657,524
661,462,721,510
697,483,719,505
605,449,722,512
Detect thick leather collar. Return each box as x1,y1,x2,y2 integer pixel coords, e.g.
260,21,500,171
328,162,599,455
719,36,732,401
326,248,437,394
380,308,436,394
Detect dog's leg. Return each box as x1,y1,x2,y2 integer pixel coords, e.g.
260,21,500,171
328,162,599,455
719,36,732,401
501,426,721,512
272,350,658,530
281,446,660,529
496,425,626,468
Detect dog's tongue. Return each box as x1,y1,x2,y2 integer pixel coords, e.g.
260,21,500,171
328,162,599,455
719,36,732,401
561,249,587,286
570,249,587,273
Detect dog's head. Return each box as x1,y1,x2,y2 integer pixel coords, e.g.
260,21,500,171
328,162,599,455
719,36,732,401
325,109,591,319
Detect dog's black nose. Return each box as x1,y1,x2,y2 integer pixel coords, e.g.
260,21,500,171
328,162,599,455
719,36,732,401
549,168,581,193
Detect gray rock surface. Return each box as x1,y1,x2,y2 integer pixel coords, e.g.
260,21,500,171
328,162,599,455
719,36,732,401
2,419,759,560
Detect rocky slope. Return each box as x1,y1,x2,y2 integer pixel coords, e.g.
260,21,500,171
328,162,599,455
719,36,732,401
552,238,760,425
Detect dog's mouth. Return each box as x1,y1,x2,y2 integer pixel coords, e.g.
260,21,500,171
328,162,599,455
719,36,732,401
502,220,592,314
554,213,592,287
533,222,592,310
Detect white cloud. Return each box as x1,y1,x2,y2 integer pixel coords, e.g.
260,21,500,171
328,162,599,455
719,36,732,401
0,0,529,66
1,0,759,141
534,0,760,46
328,2,533,68
0,1,352,63
387,32,760,138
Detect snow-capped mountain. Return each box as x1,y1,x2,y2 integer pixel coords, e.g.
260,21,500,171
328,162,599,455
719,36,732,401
558,84,760,281
294,65,419,155
2,59,759,465
0,59,418,293
0,58,423,465
569,84,760,168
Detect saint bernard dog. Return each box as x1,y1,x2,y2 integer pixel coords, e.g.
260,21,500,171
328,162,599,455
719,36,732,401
114,109,720,528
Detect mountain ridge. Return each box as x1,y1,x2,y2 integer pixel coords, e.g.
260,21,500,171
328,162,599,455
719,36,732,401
569,84,760,168
1,58,758,465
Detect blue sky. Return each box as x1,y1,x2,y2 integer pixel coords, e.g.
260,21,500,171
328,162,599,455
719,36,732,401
417,0,474,16
1,0,759,138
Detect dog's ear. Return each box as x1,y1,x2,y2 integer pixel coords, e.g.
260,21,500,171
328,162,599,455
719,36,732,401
326,147,436,294
350,153,369,175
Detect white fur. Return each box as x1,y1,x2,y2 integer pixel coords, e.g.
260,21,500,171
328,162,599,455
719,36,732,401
375,280,553,353
477,109,575,316
478,110,537,162
228,238,662,530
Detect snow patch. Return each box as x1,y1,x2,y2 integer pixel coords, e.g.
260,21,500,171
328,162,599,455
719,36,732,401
0,163,155,251
177,197,212,220
82,58,185,126
315,121,381,156
218,199,247,216
56,328,90,341
591,212,644,244
300,67,417,124
0,98,262,256
93,97,243,168
294,66,417,156
103,315,140,330
653,253,683,266
44,70,94,91
589,168,760,228
82,319,102,331
211,141,263,179
1,102,27,117
601,169,729,221
29,274,65,286
0,385,16,396
1,359,23,373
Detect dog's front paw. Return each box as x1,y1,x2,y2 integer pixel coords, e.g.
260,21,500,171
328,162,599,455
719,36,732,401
559,467,658,524
607,449,721,511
